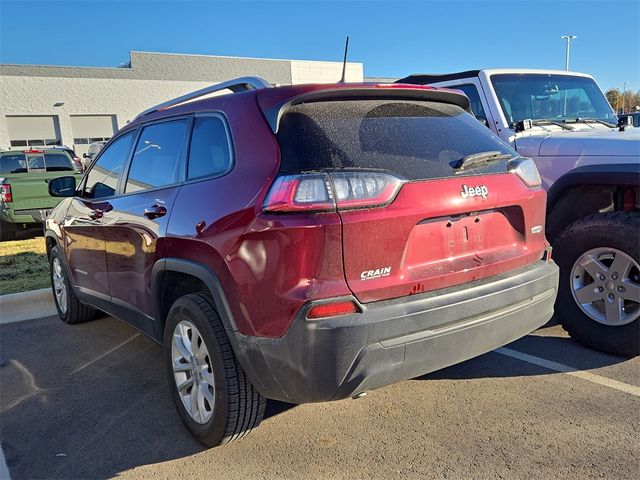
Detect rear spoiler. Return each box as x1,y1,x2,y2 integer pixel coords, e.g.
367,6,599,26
262,86,472,134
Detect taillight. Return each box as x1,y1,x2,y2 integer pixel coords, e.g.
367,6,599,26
1,184,12,203
263,171,404,213
508,157,542,188
307,300,360,319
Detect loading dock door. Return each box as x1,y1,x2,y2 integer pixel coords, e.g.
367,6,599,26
6,115,61,147
71,115,117,155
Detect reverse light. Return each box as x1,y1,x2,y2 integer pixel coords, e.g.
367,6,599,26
263,171,404,213
0,184,12,203
508,157,542,188
307,301,360,319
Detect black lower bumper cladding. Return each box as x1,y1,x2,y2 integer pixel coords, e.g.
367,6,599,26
234,260,559,404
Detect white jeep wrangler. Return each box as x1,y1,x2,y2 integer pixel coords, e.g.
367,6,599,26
399,69,639,356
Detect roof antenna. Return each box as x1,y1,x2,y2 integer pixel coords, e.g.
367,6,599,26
340,36,350,82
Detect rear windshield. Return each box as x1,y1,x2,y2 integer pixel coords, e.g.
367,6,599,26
276,100,515,180
0,152,75,175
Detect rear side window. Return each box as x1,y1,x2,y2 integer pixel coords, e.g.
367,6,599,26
277,100,515,180
44,153,75,172
0,154,27,174
188,116,232,179
125,120,187,193
84,132,134,199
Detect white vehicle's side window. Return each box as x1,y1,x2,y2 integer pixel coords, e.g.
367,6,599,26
454,84,488,123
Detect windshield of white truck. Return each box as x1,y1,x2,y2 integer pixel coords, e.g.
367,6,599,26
491,74,617,128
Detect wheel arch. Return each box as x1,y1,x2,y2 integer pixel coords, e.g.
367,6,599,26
151,258,240,342
546,163,640,240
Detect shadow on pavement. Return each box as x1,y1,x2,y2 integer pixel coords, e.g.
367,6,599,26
420,326,628,382
0,317,628,479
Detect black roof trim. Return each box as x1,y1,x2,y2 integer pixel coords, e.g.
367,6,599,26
395,71,481,85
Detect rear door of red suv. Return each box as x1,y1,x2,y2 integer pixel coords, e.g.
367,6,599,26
269,92,548,303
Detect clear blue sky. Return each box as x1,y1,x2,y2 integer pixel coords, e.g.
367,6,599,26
1,0,638,92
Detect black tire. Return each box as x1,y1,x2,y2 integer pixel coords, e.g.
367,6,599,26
0,220,17,242
49,245,97,324
163,293,265,447
553,212,639,356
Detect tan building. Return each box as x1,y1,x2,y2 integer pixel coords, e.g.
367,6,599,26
0,51,363,155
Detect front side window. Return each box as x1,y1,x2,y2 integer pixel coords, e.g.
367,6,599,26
125,120,187,193
188,116,232,179
83,132,134,199
491,73,617,126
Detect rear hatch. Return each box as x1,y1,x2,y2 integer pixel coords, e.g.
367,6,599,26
0,151,79,217
271,96,548,303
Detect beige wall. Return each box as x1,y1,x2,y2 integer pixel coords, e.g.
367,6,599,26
0,52,364,152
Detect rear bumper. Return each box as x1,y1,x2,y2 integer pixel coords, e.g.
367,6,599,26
0,207,45,225
233,260,559,404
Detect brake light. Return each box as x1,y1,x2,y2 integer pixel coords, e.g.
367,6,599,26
22,149,44,153
374,83,435,90
307,300,360,319
263,171,404,213
1,184,12,203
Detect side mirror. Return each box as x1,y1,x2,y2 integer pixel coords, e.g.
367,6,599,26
49,176,77,197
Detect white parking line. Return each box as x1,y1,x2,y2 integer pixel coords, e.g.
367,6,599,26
496,347,640,397
0,444,10,480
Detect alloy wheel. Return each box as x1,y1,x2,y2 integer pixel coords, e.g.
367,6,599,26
571,247,640,326
171,320,215,424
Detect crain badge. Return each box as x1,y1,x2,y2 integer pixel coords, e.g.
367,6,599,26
360,267,392,280
460,184,489,199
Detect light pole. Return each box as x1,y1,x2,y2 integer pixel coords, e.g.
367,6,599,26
561,35,577,71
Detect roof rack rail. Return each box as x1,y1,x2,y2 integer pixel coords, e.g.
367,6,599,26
136,76,271,118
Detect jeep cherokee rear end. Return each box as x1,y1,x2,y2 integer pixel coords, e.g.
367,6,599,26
45,79,558,447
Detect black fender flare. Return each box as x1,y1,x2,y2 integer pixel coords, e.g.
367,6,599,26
151,258,272,395
151,258,240,335
547,163,640,210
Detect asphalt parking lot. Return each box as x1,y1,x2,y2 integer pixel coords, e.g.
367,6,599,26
1,314,638,480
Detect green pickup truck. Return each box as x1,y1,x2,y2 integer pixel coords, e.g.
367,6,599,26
0,148,82,241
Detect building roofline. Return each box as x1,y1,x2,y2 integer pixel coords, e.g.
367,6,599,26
0,50,362,71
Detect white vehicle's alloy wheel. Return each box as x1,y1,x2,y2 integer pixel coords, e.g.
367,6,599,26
171,320,215,424
571,247,640,326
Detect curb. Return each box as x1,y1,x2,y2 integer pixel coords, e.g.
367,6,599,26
0,288,57,325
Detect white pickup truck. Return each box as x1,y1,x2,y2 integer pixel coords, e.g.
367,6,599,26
398,69,639,356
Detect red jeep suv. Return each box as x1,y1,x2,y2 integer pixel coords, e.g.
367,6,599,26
46,77,559,447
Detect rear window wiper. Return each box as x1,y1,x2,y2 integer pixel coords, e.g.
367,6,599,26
454,151,514,171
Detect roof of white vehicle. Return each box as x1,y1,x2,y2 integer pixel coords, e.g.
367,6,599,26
396,68,594,84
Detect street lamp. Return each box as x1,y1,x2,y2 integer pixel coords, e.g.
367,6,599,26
561,35,577,71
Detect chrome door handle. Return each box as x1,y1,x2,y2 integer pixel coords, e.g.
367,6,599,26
143,204,167,219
